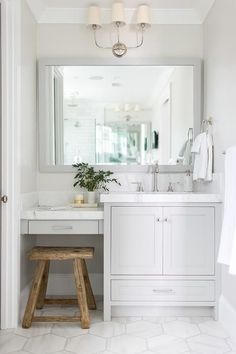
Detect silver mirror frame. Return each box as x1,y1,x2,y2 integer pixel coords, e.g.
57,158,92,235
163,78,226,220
38,58,202,173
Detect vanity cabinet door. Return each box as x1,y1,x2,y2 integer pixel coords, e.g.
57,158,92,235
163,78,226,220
111,207,163,275
163,207,215,275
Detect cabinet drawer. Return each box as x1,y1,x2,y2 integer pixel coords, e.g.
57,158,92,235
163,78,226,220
111,280,215,302
28,220,99,234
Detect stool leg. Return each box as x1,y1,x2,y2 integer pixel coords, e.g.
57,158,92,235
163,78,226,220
81,259,97,310
22,260,47,328
73,259,90,329
36,260,50,310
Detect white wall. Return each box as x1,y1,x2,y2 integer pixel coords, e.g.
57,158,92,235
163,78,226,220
20,0,37,290
36,23,203,191
204,0,236,312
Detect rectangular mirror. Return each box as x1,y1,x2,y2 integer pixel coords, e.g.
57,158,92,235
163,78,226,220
38,59,202,172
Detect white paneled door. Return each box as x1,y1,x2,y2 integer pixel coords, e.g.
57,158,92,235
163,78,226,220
111,207,163,275
163,207,215,275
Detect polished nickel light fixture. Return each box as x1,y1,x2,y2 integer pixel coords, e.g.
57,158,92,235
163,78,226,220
87,2,151,58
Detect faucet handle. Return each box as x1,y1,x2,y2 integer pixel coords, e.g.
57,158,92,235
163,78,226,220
131,182,144,192
152,161,159,173
167,182,174,193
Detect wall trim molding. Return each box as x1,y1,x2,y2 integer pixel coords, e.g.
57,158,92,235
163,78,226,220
0,0,21,329
38,8,201,25
219,295,236,343
26,1,216,25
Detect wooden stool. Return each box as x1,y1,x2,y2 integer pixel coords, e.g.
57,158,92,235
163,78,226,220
22,247,96,329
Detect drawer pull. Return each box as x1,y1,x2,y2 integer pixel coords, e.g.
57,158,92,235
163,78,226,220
51,225,73,231
152,288,174,294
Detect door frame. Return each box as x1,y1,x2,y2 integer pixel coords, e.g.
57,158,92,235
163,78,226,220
1,0,21,329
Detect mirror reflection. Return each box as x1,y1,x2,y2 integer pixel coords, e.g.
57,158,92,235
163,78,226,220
45,65,194,166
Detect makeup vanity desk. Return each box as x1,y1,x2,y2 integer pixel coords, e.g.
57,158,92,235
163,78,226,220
21,207,104,235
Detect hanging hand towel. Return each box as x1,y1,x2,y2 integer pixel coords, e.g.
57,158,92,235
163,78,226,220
191,132,213,182
178,140,192,165
218,146,236,274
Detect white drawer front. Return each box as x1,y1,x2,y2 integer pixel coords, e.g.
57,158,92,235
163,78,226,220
111,280,215,302
29,220,99,235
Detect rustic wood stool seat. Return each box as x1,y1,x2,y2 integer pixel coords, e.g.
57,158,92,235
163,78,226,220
22,246,96,329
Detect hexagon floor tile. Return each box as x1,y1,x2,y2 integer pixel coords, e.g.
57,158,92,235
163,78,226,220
66,334,106,354
0,333,27,354
148,334,188,354
24,333,66,354
89,321,125,338
52,323,88,337
199,320,229,338
187,334,230,354
0,310,234,354
14,323,52,338
163,320,200,338
107,334,147,354
126,320,163,339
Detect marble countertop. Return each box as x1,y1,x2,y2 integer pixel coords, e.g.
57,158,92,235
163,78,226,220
21,193,222,221
100,192,222,204
21,207,104,220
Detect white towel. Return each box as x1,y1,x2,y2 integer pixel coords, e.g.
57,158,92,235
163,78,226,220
191,132,213,181
218,146,236,274
178,140,193,165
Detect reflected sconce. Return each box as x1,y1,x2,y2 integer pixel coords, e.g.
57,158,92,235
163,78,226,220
87,2,151,58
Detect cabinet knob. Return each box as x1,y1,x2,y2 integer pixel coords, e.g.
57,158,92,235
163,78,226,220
164,218,168,222
1,195,8,203
156,217,161,222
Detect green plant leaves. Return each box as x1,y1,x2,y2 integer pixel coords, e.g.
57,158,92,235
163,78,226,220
72,163,121,192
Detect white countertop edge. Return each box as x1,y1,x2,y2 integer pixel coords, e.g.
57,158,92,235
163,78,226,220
21,208,104,221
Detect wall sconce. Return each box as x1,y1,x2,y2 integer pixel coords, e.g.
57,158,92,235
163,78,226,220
88,2,151,58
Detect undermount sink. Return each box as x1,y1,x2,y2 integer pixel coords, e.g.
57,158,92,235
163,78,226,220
100,192,222,203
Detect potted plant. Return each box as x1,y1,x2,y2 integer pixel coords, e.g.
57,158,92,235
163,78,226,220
72,163,120,204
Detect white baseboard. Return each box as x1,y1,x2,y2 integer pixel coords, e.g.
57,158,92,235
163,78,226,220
47,273,103,296
219,295,236,342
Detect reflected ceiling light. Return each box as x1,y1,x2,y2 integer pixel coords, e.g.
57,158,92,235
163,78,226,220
114,104,120,112
89,75,104,80
112,82,122,87
134,104,140,112
87,2,151,58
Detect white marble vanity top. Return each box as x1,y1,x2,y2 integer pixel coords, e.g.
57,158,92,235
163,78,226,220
100,192,222,204
21,193,222,221
21,207,104,220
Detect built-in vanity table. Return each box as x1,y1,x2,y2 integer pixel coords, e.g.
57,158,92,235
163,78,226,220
21,207,104,235
21,192,222,321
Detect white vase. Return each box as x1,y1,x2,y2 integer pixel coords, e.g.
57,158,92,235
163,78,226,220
87,191,96,204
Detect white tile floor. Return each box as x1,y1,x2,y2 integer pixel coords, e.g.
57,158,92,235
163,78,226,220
0,304,235,354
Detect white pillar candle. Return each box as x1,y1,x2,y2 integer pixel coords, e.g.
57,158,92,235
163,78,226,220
136,5,151,27
112,2,126,26
74,194,84,204
88,6,102,28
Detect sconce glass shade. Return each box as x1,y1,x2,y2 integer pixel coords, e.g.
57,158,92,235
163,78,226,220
88,6,102,29
112,2,126,26
136,5,151,27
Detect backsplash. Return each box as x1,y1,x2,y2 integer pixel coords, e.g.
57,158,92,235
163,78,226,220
21,172,223,209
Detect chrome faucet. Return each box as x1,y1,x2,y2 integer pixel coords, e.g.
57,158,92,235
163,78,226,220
152,161,159,192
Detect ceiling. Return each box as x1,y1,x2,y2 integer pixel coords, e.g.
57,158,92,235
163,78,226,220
62,65,175,107
26,0,215,25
